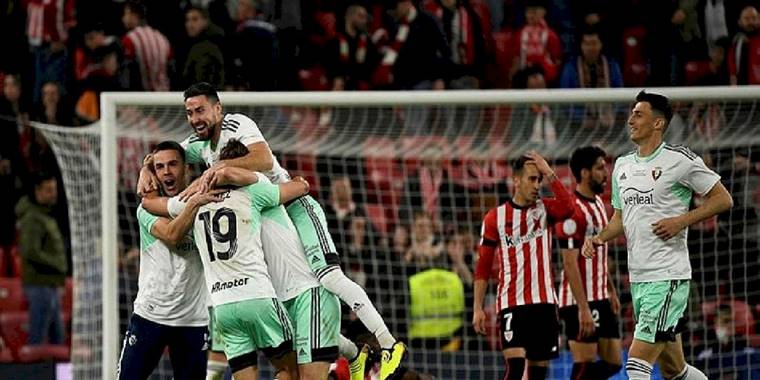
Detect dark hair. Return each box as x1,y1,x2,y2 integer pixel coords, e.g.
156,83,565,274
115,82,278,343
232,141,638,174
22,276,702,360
570,146,606,181
579,25,601,40
512,155,531,175
153,141,186,163
184,82,219,103
186,5,210,19
717,303,733,316
125,0,147,20
635,90,673,126
31,171,56,188
220,139,248,160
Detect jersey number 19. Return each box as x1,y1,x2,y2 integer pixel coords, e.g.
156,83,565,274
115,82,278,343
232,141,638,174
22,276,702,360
199,207,238,261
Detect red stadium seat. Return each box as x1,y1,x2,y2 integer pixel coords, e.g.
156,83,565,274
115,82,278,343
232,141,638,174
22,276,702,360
62,277,73,316
622,26,648,87
9,245,22,277
0,344,13,363
17,344,70,362
0,311,29,353
0,277,27,311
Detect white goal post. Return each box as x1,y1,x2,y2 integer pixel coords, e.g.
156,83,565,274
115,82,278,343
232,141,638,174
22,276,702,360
94,86,760,379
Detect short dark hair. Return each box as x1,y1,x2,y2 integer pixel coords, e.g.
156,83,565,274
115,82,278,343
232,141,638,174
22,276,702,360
512,155,531,175
570,146,606,181
220,139,248,160
153,141,186,163
579,25,601,41
125,0,147,20
31,171,56,188
635,90,673,126
186,5,209,19
184,82,220,103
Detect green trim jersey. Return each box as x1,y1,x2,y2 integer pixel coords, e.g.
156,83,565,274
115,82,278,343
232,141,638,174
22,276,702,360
611,143,720,282
191,174,282,306
134,206,208,326
181,113,291,184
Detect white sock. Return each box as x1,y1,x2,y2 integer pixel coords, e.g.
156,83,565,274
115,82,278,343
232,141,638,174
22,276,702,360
626,357,653,380
339,334,359,360
206,360,227,380
673,364,707,380
320,269,396,348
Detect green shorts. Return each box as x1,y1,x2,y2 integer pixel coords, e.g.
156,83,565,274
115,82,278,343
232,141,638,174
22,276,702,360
286,195,340,277
209,307,224,353
631,280,690,344
213,298,294,370
283,286,341,364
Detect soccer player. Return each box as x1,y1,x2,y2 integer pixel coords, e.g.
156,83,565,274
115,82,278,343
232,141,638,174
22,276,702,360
472,151,574,380
186,142,311,380
171,82,405,378
117,141,222,380
583,91,733,380
554,146,622,379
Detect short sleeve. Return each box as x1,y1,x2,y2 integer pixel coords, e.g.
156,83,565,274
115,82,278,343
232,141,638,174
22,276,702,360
479,209,499,246
611,163,621,210
227,114,265,147
136,206,159,248
245,173,280,210
554,207,586,250
180,136,205,165
680,156,721,196
167,196,187,218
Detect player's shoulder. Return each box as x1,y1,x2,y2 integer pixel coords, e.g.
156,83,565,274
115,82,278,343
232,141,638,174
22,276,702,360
180,133,204,148
662,143,698,161
223,113,257,128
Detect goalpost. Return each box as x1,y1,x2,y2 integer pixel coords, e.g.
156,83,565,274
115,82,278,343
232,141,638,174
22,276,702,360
34,86,760,379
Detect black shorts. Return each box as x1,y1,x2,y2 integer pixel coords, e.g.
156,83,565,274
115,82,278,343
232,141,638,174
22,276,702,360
499,304,560,361
560,299,621,343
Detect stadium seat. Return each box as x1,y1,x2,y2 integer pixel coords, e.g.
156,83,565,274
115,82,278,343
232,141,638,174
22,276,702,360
8,245,21,277
17,344,70,362
62,277,73,316
0,277,27,311
0,311,29,354
622,26,648,87
488,31,514,88
0,344,13,363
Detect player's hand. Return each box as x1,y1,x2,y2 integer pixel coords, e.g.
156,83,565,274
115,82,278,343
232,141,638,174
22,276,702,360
582,236,604,258
137,166,159,197
188,188,226,207
292,176,310,195
578,305,596,338
472,309,487,335
609,290,621,315
524,150,555,178
651,216,686,241
179,178,203,202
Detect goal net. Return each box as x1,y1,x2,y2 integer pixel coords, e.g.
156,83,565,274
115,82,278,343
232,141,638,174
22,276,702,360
33,87,760,379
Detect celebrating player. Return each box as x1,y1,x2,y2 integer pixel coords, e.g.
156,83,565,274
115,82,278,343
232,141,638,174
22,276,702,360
472,151,574,380
583,91,733,380
554,146,622,379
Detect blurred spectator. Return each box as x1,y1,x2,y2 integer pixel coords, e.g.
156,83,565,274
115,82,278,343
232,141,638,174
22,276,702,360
571,0,622,61
728,5,760,85
685,37,730,85
230,0,278,90
403,211,446,274
511,66,556,145
325,175,365,238
180,6,225,89
258,0,302,90
701,0,730,50
73,23,122,122
121,0,172,91
696,303,757,379
399,145,457,225
643,0,688,86
26,0,75,103
325,4,380,91
0,74,27,247
16,171,67,345
32,81,75,126
445,228,474,286
407,268,465,351
426,0,486,89
0,0,29,75
373,0,451,90
560,27,622,128
509,0,562,85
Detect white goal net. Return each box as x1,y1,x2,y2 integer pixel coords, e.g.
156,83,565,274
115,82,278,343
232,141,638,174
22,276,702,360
33,87,760,379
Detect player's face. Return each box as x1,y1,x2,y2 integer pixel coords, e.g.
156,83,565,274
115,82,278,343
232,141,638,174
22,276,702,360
515,164,542,204
588,156,608,194
152,149,187,196
627,102,660,144
185,95,222,140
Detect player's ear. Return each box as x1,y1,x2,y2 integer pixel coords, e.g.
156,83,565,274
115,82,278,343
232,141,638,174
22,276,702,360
653,117,665,131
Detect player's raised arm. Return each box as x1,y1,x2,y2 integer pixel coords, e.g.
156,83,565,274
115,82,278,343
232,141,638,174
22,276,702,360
525,150,574,221
278,176,310,204
148,190,225,245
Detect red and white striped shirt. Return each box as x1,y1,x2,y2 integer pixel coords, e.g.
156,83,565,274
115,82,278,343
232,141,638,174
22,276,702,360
476,179,573,310
555,192,609,308
26,0,76,47
122,26,172,91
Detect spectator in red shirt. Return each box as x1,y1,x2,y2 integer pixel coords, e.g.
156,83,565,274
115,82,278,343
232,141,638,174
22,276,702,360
509,0,562,85
121,0,172,91
728,5,760,85
26,0,76,102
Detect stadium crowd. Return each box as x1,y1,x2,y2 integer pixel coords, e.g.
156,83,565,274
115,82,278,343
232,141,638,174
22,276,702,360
1,0,760,378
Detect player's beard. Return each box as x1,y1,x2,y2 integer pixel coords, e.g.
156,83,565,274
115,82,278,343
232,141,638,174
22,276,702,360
193,120,214,140
590,179,605,195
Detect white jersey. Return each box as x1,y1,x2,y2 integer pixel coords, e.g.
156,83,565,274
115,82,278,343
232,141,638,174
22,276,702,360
191,174,281,306
134,206,208,326
169,195,320,302
611,143,720,282
181,113,291,184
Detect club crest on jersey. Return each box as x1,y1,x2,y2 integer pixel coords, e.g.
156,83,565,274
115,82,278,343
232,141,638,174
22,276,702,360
651,167,662,181
504,331,514,342
527,207,545,225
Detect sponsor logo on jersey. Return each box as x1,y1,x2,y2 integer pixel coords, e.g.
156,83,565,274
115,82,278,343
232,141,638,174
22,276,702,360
652,167,662,181
622,188,654,206
502,229,545,248
211,277,250,293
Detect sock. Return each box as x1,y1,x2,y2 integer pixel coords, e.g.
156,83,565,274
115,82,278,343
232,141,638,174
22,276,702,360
571,362,592,380
206,360,227,380
591,360,622,379
320,269,396,348
339,334,359,361
527,365,548,380
626,357,653,380
504,358,526,380
673,364,708,380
